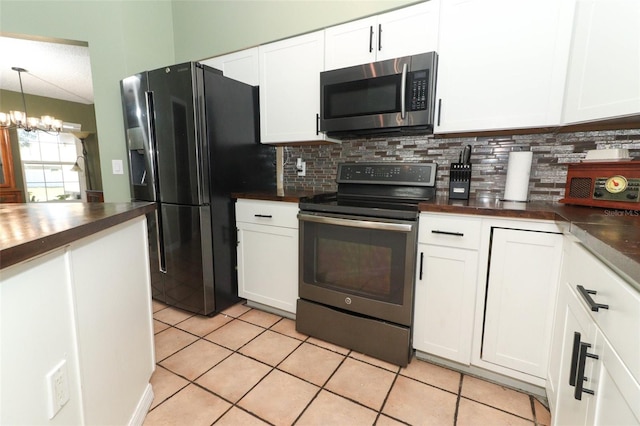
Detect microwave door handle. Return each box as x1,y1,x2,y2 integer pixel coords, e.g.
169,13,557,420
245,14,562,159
400,63,408,119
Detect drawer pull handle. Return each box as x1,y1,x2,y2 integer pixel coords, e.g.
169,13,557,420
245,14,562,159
574,342,598,400
576,285,609,312
569,332,581,387
431,230,464,237
254,214,273,218
419,252,424,280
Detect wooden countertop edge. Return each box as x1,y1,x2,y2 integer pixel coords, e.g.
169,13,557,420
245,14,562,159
232,192,317,203
1,203,156,270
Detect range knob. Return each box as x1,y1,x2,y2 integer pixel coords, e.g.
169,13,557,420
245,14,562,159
627,193,638,200
594,191,603,198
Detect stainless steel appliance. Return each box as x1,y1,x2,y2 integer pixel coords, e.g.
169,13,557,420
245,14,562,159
320,52,438,137
297,162,437,367
120,62,276,315
560,161,640,209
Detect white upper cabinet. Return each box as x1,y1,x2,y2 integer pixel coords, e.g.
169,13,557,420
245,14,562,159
259,31,338,144
563,0,640,124
200,47,259,86
435,0,574,133
324,1,440,70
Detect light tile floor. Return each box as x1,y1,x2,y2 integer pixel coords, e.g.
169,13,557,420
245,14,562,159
145,301,552,426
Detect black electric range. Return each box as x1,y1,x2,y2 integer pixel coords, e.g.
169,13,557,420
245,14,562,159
299,162,438,221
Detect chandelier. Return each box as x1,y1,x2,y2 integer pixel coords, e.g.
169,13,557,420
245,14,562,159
0,67,63,133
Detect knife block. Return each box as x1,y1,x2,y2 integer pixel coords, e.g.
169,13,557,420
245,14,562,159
449,163,472,200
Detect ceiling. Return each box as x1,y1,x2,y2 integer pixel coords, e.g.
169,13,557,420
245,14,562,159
0,35,94,105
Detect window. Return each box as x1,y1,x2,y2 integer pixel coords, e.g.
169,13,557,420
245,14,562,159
18,129,85,202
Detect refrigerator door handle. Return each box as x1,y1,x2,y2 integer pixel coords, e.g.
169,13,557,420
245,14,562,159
146,90,166,273
156,208,167,273
145,91,160,200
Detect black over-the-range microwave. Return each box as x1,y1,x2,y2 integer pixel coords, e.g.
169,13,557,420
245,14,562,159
320,52,438,137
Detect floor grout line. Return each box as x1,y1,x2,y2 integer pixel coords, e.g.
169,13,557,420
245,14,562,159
149,303,548,425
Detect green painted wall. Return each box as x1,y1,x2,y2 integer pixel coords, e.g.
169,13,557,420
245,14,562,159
0,0,175,201
171,1,418,62
0,89,101,192
1,0,415,201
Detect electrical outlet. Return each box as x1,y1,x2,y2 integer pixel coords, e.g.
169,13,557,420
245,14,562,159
296,158,306,177
46,360,70,419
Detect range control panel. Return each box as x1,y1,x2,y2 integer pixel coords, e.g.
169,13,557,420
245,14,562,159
337,163,437,186
593,176,640,202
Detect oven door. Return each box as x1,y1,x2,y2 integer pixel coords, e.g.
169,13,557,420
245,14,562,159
298,212,417,326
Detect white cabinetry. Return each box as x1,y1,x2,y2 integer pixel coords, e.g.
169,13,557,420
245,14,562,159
415,214,563,390
414,213,481,365
563,0,640,124
550,241,640,426
236,199,299,315
435,0,573,133
324,1,439,70
258,31,337,144
200,47,259,86
481,228,563,379
0,217,154,425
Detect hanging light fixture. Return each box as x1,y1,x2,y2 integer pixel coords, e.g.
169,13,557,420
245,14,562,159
0,67,63,133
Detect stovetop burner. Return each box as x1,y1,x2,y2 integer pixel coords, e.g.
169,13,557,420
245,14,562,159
299,162,437,220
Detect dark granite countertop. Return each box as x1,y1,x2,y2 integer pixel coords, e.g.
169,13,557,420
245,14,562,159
0,202,156,270
232,190,322,203
419,197,640,286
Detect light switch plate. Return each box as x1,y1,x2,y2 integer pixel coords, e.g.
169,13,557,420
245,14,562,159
112,159,124,175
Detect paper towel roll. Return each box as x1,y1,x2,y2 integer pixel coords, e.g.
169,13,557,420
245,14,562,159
503,151,533,202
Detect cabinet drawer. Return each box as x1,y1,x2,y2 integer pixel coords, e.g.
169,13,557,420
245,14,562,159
569,242,640,382
235,199,299,228
418,213,482,250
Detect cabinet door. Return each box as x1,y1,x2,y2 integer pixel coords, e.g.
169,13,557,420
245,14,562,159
375,1,439,61
324,2,439,71
413,243,478,364
324,16,377,70
589,331,640,426
200,47,259,86
563,0,640,123
236,222,298,314
259,31,335,144
553,283,596,426
482,228,563,378
435,0,573,133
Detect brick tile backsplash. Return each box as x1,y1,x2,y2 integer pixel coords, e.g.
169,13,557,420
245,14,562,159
283,129,640,201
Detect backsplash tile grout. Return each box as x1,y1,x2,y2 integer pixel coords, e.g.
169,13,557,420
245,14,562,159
283,129,640,201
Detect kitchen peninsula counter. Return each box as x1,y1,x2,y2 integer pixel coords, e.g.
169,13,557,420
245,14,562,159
0,202,155,270
419,197,640,286
1,201,156,424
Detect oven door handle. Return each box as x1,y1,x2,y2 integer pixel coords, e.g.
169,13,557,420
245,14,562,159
298,213,414,232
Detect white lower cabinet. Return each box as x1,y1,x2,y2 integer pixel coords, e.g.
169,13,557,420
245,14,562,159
414,213,481,365
481,228,563,379
414,214,563,389
235,199,298,315
550,240,640,425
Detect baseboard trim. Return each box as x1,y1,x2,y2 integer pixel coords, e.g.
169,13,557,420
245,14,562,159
128,383,154,426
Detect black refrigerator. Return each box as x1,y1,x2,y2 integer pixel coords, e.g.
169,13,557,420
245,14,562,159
120,62,276,315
